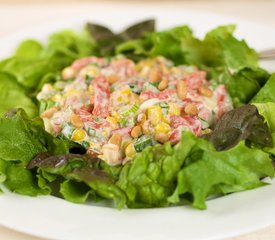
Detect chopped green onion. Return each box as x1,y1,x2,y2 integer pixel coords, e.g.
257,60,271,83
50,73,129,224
120,118,129,127
85,75,93,84
120,103,139,117
39,100,56,114
88,127,96,137
142,82,160,93
159,102,169,115
134,135,153,152
129,83,141,94
61,123,75,139
81,141,90,149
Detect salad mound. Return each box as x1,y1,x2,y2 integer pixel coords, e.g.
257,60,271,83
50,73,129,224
37,55,232,165
0,20,274,209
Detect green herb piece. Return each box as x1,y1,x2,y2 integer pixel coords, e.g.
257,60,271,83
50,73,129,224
142,82,160,93
134,135,153,152
120,103,139,117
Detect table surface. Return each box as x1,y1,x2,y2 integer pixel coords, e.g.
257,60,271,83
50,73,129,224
0,1,275,239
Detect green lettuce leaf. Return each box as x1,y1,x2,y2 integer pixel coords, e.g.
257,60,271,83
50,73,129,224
0,28,96,101
149,26,192,65
0,72,37,117
45,29,96,60
206,25,258,70
0,159,9,193
4,162,50,196
0,109,75,164
251,74,275,103
28,154,126,208
0,109,77,196
251,74,275,154
117,132,274,209
60,179,95,203
168,134,274,209
15,40,44,59
210,67,270,106
0,109,47,164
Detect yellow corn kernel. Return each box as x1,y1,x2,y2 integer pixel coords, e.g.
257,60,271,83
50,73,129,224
89,142,95,148
125,142,136,158
121,139,132,158
162,116,170,124
147,105,163,126
88,85,94,94
80,65,99,78
65,89,80,97
168,103,181,116
51,94,62,102
111,111,121,121
121,88,132,96
106,116,118,125
122,98,130,104
71,129,86,141
155,123,171,134
102,130,109,138
135,59,154,71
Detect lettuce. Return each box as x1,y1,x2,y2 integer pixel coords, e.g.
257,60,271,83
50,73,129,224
251,74,275,155
0,72,37,118
28,153,126,208
0,109,76,196
252,74,275,103
169,135,274,209
117,132,274,209
117,137,196,207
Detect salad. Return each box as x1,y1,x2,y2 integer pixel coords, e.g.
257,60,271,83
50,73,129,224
37,55,232,165
0,19,274,209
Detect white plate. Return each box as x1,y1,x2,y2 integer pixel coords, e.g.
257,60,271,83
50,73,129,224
0,6,275,240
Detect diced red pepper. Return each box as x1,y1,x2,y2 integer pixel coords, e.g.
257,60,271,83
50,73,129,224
140,89,177,100
112,127,132,138
75,108,110,129
71,57,107,71
170,114,202,136
92,76,110,118
168,127,182,144
107,59,137,78
215,85,233,118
